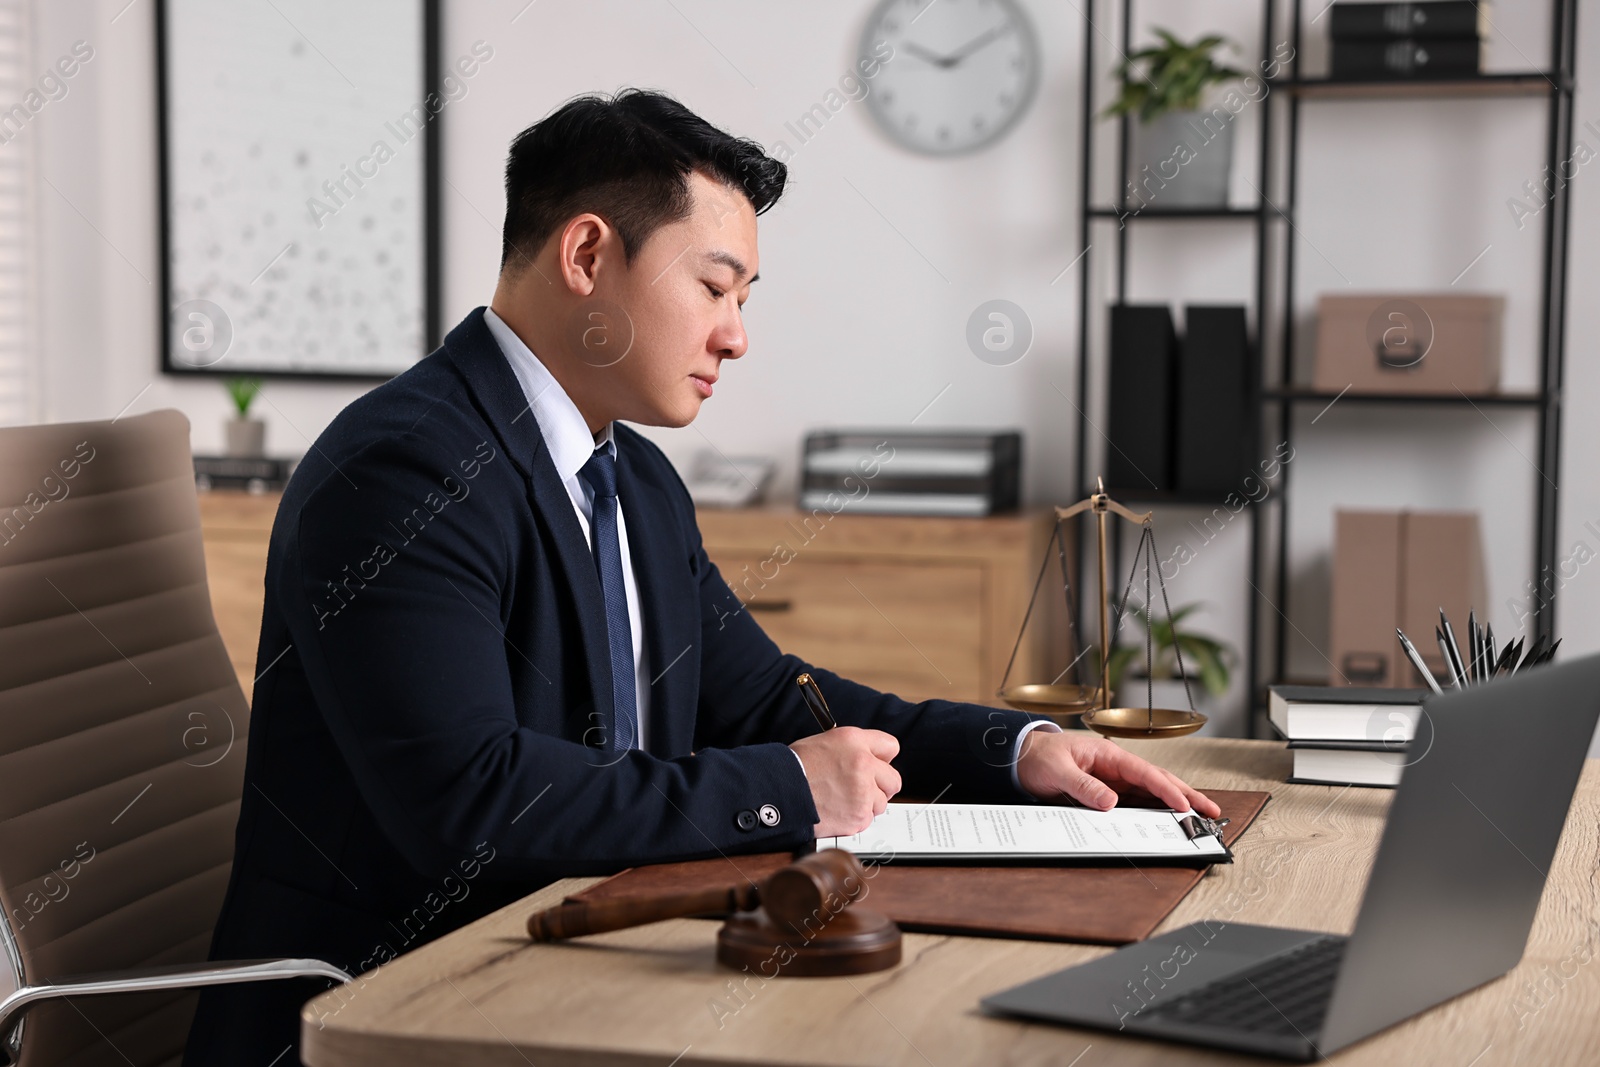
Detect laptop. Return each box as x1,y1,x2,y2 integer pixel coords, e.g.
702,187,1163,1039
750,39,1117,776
981,653,1600,1060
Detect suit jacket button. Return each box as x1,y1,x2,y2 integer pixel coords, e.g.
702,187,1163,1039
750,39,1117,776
758,804,781,827
735,809,758,832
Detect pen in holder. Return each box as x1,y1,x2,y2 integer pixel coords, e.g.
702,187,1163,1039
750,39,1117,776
1397,609,1558,694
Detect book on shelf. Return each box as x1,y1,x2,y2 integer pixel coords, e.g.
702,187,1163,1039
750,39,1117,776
1330,38,1480,80
1287,740,1408,788
1329,2,1489,42
1175,305,1253,497
1106,305,1177,491
1267,684,1426,742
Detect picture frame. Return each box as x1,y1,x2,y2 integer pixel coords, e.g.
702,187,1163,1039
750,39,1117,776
156,0,441,380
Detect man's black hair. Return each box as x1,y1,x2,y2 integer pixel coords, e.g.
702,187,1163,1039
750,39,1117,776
500,89,787,273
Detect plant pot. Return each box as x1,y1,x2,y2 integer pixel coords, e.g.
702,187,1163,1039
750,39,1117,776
225,417,266,458
1127,108,1234,209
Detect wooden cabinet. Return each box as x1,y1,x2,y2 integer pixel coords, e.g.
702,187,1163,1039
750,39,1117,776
698,508,1065,706
195,493,1068,709
197,491,280,695
716,553,986,699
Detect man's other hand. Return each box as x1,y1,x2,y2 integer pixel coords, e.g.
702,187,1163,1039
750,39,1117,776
1016,730,1223,818
791,727,902,837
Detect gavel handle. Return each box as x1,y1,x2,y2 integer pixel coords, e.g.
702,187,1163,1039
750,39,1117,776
527,883,761,941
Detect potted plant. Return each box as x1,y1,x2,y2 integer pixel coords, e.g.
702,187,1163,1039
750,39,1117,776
224,377,265,458
1107,603,1234,713
1103,29,1247,209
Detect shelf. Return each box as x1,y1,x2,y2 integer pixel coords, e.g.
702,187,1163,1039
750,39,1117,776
1087,206,1261,220
1264,389,1546,408
1100,488,1244,507
1073,0,1574,737
1271,72,1569,100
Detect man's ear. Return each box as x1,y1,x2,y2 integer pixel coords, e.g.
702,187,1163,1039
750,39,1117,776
556,213,614,297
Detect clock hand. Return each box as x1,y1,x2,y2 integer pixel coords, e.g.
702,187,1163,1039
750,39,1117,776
901,40,954,67
945,23,1012,66
899,22,1014,72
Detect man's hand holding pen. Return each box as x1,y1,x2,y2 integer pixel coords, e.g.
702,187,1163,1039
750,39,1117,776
790,672,904,836
790,727,903,837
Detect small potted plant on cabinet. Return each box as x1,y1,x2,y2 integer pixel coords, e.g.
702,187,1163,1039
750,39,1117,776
224,377,265,458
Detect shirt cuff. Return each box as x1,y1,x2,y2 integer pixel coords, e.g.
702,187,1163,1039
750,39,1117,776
1010,718,1062,793
790,746,808,781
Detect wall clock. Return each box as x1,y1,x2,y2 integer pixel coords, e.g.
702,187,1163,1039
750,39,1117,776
860,0,1040,156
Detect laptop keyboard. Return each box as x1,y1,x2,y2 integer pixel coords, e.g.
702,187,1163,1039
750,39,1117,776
1144,935,1346,1037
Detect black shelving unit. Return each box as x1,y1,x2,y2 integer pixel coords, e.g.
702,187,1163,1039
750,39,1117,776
1072,1,1578,736
1072,0,1278,730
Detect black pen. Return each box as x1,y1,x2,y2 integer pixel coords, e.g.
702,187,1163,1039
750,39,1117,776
1437,627,1464,689
1467,610,1480,683
1505,636,1526,675
1440,611,1468,689
796,672,837,731
1492,637,1520,678
1518,634,1549,674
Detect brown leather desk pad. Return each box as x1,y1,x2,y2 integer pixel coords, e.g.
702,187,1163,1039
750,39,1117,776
571,789,1270,946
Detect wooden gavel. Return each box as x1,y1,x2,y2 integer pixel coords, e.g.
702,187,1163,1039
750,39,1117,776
526,848,902,976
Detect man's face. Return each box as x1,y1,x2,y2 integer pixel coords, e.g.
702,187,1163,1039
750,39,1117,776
592,171,759,428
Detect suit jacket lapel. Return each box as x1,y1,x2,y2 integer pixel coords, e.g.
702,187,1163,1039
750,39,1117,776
616,448,698,758
443,308,615,737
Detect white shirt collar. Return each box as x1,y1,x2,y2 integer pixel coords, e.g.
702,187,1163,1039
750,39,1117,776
482,306,613,480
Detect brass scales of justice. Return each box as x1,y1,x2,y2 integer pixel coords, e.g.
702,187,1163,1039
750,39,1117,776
996,478,1207,739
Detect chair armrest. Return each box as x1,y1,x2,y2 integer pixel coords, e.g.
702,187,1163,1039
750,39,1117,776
0,958,351,1031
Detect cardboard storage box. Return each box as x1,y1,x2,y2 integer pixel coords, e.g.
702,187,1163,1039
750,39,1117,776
1313,293,1504,395
1329,509,1487,688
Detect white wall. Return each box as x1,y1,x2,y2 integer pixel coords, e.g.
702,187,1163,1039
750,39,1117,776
31,1,372,457
23,0,1600,741
441,0,1084,508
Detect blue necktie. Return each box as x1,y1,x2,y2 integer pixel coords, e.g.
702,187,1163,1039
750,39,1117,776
578,447,636,752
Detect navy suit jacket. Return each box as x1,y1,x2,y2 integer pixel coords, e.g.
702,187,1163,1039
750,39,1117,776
185,308,1044,1064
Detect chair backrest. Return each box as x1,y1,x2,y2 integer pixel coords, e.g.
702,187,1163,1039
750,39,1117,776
0,410,250,1066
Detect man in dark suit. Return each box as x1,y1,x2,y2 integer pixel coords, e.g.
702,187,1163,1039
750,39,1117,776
185,89,1219,1065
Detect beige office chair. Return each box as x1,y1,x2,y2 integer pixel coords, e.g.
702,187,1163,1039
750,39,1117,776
0,411,346,1067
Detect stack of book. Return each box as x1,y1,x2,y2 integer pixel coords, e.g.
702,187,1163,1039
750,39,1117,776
1268,685,1428,787
1329,1,1487,81
799,431,1020,517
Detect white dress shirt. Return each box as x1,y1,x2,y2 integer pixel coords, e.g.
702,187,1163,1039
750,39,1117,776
484,307,651,751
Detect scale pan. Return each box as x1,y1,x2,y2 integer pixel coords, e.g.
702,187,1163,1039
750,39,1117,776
1082,706,1207,739
997,683,1103,718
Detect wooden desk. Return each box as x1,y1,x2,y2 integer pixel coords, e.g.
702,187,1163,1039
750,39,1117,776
300,739,1600,1065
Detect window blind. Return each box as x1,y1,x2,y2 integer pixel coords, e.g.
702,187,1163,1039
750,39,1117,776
0,0,33,426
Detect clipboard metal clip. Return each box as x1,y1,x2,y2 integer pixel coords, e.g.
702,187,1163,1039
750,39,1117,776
1178,814,1230,842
